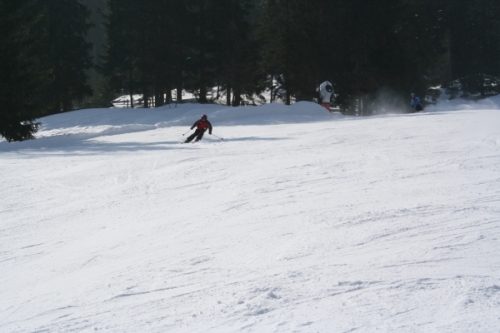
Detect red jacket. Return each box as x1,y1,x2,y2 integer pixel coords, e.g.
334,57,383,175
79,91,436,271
191,119,212,134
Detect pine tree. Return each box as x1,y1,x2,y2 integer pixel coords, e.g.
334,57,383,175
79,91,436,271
81,0,109,99
100,0,139,107
212,0,260,106
102,0,193,107
258,0,298,105
460,0,500,97
40,0,93,113
257,0,449,113
182,0,217,104
167,0,192,104
0,0,48,141
323,0,445,113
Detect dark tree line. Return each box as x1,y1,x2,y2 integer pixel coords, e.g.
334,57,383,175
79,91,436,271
0,0,46,141
100,0,499,114
100,0,257,107
1,0,500,141
443,0,500,98
1,0,92,141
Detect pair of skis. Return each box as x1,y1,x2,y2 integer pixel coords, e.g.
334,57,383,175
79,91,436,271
181,131,224,143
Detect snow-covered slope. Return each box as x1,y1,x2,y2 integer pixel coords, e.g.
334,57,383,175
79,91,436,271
1,101,499,333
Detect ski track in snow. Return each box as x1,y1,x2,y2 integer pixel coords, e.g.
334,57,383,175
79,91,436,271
1,102,500,332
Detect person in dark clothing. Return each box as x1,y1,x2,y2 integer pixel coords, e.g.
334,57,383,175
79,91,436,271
411,93,424,112
184,114,212,142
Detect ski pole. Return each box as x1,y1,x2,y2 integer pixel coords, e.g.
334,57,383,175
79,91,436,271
182,129,191,136
211,134,224,140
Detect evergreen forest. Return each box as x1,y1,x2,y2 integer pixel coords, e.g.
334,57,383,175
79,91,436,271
1,0,500,141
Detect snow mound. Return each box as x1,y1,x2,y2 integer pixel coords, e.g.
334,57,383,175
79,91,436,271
427,93,500,112
34,102,339,139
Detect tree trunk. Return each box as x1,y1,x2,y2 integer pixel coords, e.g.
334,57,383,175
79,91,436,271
270,75,274,102
199,86,208,103
155,84,164,107
232,88,241,106
129,65,134,108
176,84,182,103
165,86,171,104
143,88,149,108
197,2,208,104
480,73,485,98
226,85,231,106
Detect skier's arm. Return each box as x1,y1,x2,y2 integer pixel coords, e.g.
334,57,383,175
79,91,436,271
191,120,199,130
207,121,212,134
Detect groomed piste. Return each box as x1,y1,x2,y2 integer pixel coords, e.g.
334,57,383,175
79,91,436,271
1,97,500,332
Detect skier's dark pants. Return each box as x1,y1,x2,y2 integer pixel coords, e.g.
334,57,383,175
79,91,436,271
186,129,206,142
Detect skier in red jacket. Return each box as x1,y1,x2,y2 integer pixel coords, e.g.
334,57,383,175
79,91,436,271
184,114,213,143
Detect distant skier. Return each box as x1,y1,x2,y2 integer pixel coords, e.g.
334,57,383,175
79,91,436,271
411,93,423,112
184,114,212,143
319,81,334,111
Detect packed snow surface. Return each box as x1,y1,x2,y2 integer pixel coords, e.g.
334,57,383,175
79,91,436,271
1,99,500,332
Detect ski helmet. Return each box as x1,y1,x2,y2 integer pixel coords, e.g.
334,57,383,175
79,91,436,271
201,114,207,120
411,93,415,98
